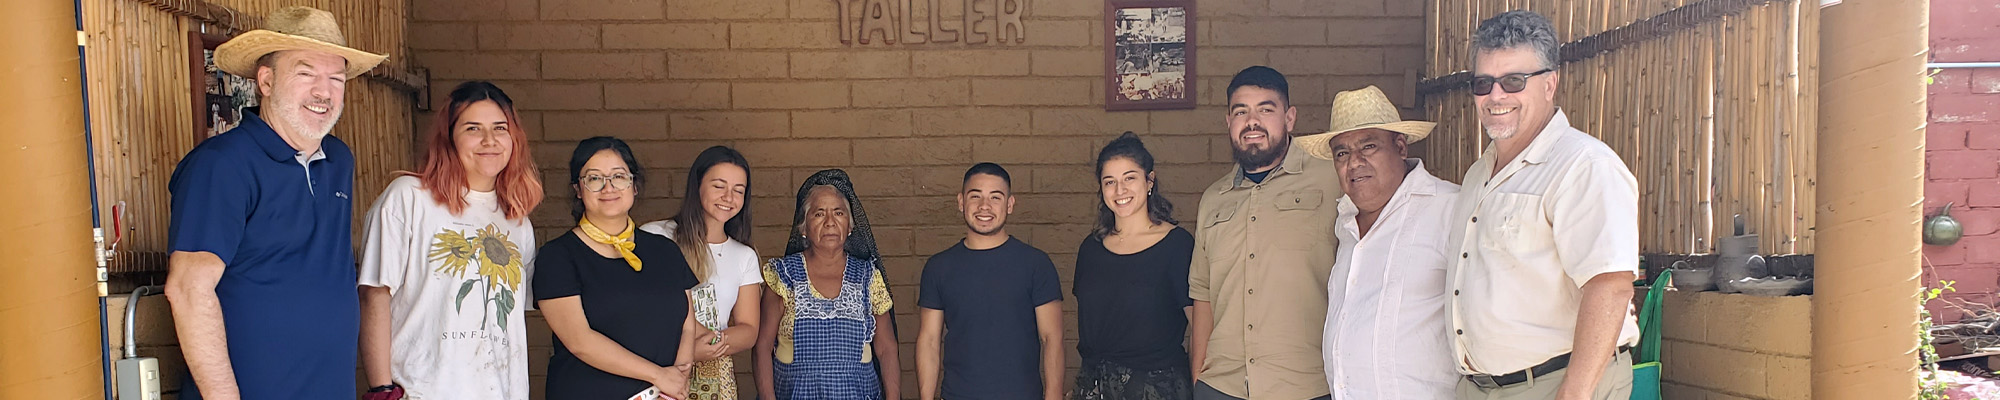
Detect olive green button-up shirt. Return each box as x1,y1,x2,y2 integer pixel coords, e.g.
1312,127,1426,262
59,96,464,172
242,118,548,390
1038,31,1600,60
1190,142,1342,400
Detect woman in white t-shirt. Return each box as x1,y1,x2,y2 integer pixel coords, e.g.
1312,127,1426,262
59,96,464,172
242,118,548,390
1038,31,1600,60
639,145,762,400
357,81,544,400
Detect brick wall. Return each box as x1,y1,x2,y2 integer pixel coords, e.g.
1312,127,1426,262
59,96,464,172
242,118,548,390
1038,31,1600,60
1925,0,2000,323
1658,291,1812,400
410,0,1425,398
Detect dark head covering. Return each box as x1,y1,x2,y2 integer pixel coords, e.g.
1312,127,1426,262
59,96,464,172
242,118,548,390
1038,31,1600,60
785,169,896,389
786,169,878,260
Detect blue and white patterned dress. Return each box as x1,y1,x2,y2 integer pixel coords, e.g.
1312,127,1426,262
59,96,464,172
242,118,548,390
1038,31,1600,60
764,253,892,400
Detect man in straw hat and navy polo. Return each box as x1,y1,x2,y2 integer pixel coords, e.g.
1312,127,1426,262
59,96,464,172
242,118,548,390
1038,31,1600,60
163,6,385,400
1294,86,1459,400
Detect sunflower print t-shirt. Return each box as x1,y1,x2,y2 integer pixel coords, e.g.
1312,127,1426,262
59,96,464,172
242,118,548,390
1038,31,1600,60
359,176,536,400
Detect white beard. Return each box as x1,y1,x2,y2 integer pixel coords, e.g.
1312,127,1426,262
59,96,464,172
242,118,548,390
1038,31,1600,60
270,93,339,143
286,106,338,142
1482,124,1517,141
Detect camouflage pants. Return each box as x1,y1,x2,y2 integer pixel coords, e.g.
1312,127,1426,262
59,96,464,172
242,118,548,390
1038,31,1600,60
1074,359,1193,400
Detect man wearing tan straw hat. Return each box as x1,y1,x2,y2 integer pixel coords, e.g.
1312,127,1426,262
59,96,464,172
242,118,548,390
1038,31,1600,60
1294,85,1460,400
1188,66,1340,400
1447,10,1638,400
163,6,385,400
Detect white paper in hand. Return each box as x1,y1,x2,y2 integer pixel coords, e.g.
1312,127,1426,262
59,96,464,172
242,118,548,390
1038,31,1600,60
629,387,674,400
691,282,723,344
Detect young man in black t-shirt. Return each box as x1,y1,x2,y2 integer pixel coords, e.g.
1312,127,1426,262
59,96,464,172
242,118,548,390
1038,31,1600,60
916,163,1066,400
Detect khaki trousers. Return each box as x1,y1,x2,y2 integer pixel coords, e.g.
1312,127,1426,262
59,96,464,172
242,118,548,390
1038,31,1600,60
1454,352,1634,400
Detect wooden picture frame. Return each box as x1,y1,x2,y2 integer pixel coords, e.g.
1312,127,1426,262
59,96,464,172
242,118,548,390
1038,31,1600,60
1104,0,1196,111
191,31,257,142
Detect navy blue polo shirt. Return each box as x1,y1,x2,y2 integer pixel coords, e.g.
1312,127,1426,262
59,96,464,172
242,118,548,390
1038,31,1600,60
167,109,358,400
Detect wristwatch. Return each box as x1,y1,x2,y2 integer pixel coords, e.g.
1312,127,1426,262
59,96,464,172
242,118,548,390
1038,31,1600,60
363,383,404,400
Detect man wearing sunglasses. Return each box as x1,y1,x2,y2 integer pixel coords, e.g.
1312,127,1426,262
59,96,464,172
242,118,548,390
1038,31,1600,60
1446,10,1641,400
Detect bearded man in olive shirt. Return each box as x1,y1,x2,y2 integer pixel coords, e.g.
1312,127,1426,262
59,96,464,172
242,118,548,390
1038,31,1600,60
1188,66,1341,400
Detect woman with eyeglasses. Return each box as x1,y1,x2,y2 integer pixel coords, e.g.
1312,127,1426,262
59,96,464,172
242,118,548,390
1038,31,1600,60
534,136,700,399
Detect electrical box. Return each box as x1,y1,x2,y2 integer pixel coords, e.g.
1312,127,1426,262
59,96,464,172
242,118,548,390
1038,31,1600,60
115,356,160,400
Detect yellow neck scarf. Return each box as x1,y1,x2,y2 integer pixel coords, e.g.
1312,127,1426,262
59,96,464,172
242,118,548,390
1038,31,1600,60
579,216,642,271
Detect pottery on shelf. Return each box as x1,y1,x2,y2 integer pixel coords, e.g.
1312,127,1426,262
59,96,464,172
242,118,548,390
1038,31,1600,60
1715,234,1760,293
1732,276,1813,297
1668,261,1716,292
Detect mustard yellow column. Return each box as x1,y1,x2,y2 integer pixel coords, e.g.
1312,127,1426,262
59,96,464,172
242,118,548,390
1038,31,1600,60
1812,0,1926,399
0,0,104,398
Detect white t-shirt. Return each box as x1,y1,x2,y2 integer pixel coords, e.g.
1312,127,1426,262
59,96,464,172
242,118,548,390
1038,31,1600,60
639,219,763,328
358,176,535,400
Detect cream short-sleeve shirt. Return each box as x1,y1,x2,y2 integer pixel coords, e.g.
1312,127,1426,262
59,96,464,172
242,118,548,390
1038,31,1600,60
1447,109,1643,375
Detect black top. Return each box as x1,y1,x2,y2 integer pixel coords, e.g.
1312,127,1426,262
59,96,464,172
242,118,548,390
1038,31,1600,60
1074,227,1195,371
533,230,699,400
918,236,1063,400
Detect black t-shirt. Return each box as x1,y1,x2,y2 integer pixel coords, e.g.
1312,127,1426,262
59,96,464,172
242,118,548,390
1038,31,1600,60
1073,227,1194,371
533,230,698,400
918,236,1063,400
1243,167,1273,184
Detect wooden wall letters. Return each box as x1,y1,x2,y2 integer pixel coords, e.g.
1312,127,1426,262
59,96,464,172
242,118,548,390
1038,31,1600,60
834,0,1026,45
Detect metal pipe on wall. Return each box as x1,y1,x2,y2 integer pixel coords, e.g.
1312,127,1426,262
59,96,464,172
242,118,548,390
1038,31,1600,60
74,0,115,396
0,0,104,398
1812,0,1926,399
1928,62,2000,69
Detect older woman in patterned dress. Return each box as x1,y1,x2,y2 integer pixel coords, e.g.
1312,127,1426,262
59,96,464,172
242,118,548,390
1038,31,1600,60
754,169,901,400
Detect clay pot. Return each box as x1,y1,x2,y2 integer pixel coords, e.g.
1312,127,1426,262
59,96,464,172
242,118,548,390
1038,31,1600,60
1926,202,1964,246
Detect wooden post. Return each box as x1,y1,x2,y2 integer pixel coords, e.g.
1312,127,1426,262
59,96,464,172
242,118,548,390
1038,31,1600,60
1812,0,1926,398
0,0,106,399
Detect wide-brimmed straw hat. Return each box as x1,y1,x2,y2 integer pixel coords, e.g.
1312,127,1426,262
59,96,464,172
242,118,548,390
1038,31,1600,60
213,6,386,79
1296,85,1435,161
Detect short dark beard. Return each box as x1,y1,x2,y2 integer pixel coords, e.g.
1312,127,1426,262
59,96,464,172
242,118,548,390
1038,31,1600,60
1233,133,1291,172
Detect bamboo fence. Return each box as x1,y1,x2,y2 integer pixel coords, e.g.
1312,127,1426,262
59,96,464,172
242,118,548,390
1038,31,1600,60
84,0,419,274
1420,0,1817,255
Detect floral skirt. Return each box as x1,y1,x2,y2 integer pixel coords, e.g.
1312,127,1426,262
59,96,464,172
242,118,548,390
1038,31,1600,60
1074,359,1193,400
689,356,736,400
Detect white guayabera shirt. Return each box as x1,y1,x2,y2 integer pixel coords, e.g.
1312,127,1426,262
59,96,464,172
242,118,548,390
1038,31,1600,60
1323,159,1461,400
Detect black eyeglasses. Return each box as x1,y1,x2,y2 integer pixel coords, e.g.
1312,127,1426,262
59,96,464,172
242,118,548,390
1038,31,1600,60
1471,68,1555,96
580,173,635,193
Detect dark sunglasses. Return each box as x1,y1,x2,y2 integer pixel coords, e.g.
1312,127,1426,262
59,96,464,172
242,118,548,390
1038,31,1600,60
1471,68,1555,96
